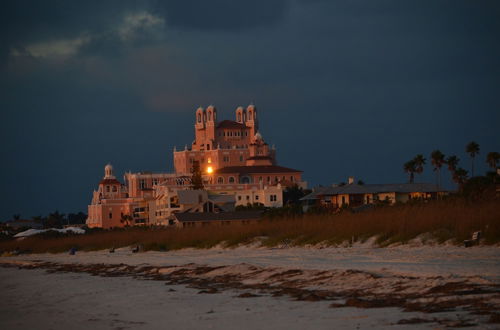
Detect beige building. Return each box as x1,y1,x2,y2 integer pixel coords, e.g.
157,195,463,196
86,105,305,228
172,211,263,228
301,179,447,211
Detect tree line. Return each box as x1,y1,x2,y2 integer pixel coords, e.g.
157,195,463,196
7,211,87,228
403,141,499,189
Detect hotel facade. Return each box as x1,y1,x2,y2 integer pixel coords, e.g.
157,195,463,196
87,105,305,228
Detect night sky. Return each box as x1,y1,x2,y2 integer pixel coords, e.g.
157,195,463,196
1,1,499,220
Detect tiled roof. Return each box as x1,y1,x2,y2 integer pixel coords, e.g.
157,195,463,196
99,179,121,185
173,211,263,222
216,165,302,174
301,183,443,200
208,194,236,203
216,120,247,129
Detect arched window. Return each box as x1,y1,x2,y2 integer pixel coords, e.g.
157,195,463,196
112,186,117,192
267,176,271,183
259,176,263,182
106,186,110,192
197,113,201,123
208,111,212,121
217,177,224,184
238,113,241,122
290,176,294,182
241,176,251,184
229,177,235,183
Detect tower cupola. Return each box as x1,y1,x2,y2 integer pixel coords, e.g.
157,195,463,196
104,163,116,179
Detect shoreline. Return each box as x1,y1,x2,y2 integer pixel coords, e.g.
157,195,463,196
1,245,499,328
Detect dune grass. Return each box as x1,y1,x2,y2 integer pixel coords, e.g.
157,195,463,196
1,198,499,254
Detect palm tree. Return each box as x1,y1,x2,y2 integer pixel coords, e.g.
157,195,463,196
404,160,416,183
120,214,134,227
486,151,500,171
446,155,459,187
413,154,426,182
486,151,500,184
446,155,459,172
466,141,480,177
190,161,204,190
452,167,468,190
46,211,65,228
431,150,445,188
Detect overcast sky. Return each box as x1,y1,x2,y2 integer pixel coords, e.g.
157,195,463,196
1,0,499,220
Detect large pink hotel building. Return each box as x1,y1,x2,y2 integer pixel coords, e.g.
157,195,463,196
87,105,306,228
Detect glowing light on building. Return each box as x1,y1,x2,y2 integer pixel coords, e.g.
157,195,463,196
207,166,213,174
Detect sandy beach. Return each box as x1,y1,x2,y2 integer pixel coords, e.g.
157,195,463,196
1,245,499,329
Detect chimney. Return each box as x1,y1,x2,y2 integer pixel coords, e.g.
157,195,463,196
348,176,355,185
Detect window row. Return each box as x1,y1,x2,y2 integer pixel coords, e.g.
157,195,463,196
197,111,216,123
105,185,118,192
215,175,296,184
218,131,248,137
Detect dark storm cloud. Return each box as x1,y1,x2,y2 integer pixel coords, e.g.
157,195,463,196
152,0,288,31
1,1,121,64
0,0,289,65
1,0,499,220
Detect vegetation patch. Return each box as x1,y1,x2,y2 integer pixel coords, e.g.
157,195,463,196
0,198,499,254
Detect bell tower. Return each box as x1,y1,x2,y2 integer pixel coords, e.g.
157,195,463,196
205,105,216,150
193,107,205,151
245,104,258,138
235,106,246,123
104,163,115,179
